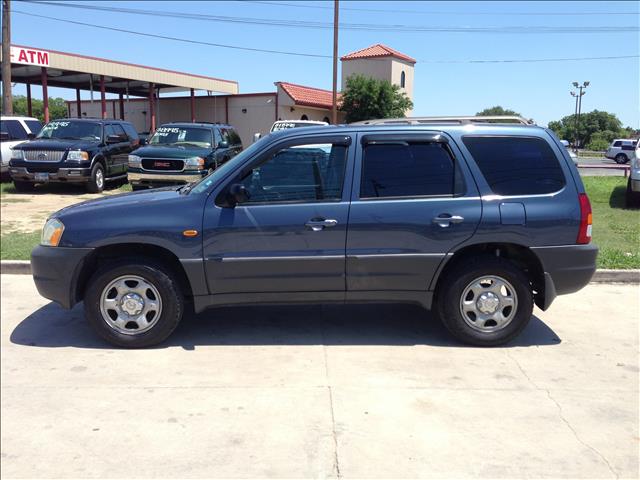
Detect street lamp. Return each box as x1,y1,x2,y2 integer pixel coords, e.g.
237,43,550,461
570,81,589,150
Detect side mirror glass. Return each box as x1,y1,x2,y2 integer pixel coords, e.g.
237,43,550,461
0,131,10,141
138,137,148,146
253,133,262,143
27,132,36,140
218,140,229,149
228,183,250,206
106,134,122,144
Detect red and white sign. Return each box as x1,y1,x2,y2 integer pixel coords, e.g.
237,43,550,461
10,46,50,67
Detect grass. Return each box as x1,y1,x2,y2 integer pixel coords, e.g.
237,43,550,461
0,231,41,260
583,176,640,269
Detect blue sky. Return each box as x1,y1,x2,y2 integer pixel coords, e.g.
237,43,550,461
8,0,640,127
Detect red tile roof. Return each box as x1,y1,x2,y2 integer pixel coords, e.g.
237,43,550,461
340,44,416,64
276,82,340,109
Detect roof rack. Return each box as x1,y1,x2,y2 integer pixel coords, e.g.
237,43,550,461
351,116,535,126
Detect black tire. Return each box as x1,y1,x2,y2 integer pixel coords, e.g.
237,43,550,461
614,153,629,164
436,255,533,347
626,178,640,208
86,163,105,193
84,259,184,348
13,180,35,192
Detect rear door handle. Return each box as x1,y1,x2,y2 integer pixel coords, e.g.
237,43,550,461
432,214,464,228
305,218,338,231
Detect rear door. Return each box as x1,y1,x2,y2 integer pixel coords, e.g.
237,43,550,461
346,131,481,293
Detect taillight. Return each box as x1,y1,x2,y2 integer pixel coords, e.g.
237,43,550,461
577,193,592,244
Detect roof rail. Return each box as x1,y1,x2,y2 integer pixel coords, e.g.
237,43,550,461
351,116,535,126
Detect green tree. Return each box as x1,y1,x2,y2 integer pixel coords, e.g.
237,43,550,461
12,95,67,122
547,110,623,147
476,106,521,117
339,74,413,123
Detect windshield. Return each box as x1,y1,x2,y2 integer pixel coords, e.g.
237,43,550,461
190,135,272,194
149,126,212,148
37,120,102,141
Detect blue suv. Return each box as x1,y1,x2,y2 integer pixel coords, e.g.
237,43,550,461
30,117,598,348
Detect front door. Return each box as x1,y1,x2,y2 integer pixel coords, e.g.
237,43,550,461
346,132,482,293
202,134,354,295
103,124,129,175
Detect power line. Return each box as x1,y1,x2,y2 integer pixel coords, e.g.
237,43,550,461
14,10,640,65
17,1,640,33
237,0,639,16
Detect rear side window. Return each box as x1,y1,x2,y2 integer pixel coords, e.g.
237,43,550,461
121,123,139,141
228,129,242,146
360,142,455,198
1,120,28,141
462,136,565,196
613,141,622,147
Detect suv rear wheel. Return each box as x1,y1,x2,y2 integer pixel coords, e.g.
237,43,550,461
614,153,629,164
13,180,35,192
84,260,184,348
436,256,533,346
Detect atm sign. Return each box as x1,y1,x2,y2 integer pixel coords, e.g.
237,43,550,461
10,46,50,67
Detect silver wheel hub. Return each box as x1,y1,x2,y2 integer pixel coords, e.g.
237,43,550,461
459,275,518,332
99,275,162,335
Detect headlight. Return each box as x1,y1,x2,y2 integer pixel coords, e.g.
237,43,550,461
184,156,205,169
66,150,89,161
128,155,141,167
41,218,65,247
11,149,25,160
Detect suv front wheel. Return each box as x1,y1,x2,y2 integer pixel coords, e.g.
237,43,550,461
436,256,533,346
86,163,105,193
84,260,184,348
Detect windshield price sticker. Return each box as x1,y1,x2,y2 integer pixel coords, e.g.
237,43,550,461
155,127,181,136
48,121,70,130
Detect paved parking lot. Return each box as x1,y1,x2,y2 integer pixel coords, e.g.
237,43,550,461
1,274,638,479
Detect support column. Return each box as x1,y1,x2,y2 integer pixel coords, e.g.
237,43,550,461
100,75,106,119
148,83,155,133
75,88,81,118
41,67,49,123
26,83,33,117
119,93,124,120
225,96,229,124
190,88,195,123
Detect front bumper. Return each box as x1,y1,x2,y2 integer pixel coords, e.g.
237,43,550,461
530,244,598,310
10,166,91,183
128,169,207,186
31,245,94,309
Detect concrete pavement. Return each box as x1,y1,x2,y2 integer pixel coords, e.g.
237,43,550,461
1,274,638,479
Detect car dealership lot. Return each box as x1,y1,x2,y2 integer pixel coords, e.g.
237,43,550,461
1,274,638,479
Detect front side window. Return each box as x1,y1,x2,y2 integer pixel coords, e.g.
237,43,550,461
149,126,212,148
0,120,27,141
360,142,455,199
462,136,565,196
36,120,102,141
236,142,348,204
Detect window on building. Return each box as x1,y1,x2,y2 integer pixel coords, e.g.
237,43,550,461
360,142,455,199
323,117,330,124
400,71,406,88
462,136,565,196
300,114,309,121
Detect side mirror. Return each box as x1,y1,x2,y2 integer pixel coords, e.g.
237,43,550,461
253,133,262,143
228,183,250,206
27,132,36,140
138,137,148,146
218,140,229,149
106,134,122,144
0,131,10,141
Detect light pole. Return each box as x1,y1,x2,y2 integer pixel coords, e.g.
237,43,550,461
570,81,589,149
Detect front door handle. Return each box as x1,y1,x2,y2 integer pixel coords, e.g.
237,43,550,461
305,218,338,231
432,214,464,228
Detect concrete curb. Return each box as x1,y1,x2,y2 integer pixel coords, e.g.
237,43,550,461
1,261,638,283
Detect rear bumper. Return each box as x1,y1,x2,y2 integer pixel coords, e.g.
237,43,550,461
10,166,91,183
31,245,94,309
630,179,640,193
531,244,598,310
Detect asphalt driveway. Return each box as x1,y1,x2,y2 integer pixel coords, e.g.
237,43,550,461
1,274,638,479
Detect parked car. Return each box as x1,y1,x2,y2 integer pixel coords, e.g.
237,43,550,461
9,118,139,192
626,143,640,207
0,116,42,181
605,138,637,164
253,120,328,142
128,123,242,190
31,118,597,348
560,139,578,163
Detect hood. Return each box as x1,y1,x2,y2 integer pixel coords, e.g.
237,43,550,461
15,138,99,151
132,144,212,159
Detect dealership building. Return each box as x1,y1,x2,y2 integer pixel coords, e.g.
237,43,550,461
2,43,416,146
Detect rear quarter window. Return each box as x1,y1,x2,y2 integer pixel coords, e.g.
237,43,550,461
462,136,565,196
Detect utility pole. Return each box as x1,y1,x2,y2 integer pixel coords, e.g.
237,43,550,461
331,0,339,125
570,81,589,149
2,0,12,115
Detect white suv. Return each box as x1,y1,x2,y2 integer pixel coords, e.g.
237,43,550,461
0,116,43,180
605,138,637,164
626,143,640,207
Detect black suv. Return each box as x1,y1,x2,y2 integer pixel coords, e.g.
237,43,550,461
9,118,140,193
127,123,242,190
